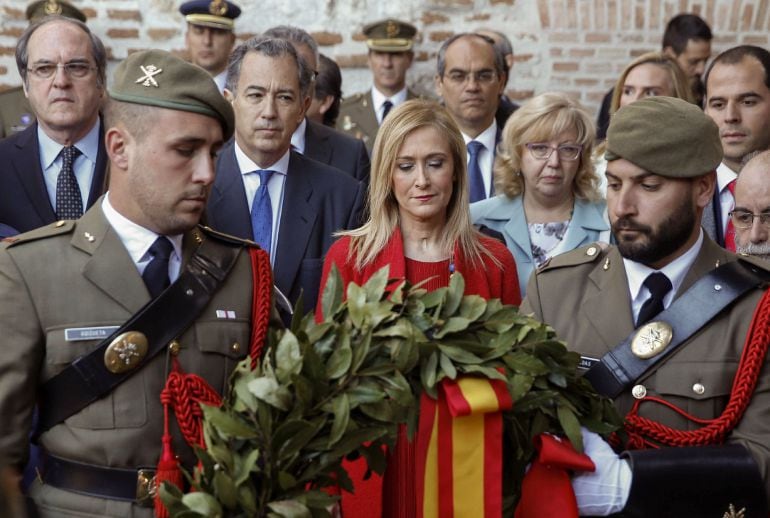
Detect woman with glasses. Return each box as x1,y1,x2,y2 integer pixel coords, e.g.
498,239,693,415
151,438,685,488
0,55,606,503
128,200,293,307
471,92,609,295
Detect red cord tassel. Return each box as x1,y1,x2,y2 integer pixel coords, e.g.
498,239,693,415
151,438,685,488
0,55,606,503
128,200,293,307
156,378,184,518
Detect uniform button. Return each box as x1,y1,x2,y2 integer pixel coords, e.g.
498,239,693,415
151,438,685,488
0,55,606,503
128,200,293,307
692,383,705,395
632,384,647,399
55,220,66,227
586,246,597,257
231,342,240,353
168,340,181,356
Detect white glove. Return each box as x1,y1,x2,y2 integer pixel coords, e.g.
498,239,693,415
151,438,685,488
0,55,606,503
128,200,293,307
571,427,632,516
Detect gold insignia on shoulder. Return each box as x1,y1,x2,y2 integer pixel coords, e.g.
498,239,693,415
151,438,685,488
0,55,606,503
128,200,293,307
209,0,228,15
715,259,721,267
386,20,398,38
722,504,746,518
342,115,356,131
104,331,148,373
55,220,66,227
586,246,598,257
135,65,163,88
362,98,368,107
631,321,672,359
84,231,95,243
603,257,610,271
44,0,62,15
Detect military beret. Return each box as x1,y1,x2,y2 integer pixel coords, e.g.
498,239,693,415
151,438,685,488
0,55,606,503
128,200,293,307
26,0,86,22
363,18,417,52
605,96,722,178
109,49,234,140
179,0,240,31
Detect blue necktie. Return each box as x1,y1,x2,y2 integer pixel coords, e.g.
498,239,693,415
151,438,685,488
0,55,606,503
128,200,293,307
467,140,486,203
56,145,83,220
142,237,174,298
251,170,274,253
381,100,393,122
636,272,672,327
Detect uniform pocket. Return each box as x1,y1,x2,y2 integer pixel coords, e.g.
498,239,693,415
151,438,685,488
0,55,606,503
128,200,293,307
649,361,736,422
193,320,251,394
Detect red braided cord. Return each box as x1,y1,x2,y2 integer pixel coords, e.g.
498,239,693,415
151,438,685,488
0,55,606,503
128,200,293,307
248,247,272,368
162,369,222,449
622,288,770,449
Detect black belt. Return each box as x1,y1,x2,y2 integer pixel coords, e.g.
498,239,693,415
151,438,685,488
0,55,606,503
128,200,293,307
585,259,770,398
41,454,157,506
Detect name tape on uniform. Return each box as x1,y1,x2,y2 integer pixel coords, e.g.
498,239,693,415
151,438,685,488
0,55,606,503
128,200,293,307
65,326,120,341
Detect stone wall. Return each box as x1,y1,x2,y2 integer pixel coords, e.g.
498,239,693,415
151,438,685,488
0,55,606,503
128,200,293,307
1,0,767,118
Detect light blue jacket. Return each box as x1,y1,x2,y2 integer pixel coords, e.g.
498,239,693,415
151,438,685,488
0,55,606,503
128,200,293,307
471,195,610,296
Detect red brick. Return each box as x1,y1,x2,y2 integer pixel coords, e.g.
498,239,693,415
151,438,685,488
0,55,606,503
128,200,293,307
351,32,367,42
754,0,767,31
147,28,178,41
549,32,579,43
635,5,645,30
575,78,599,86
607,0,617,31
335,54,368,68
0,66,7,76
490,0,513,4
414,51,430,62
429,31,454,43
107,28,140,39
81,8,97,19
742,35,769,46
0,46,15,57
426,0,472,6
2,7,24,20
566,0,578,29
513,53,534,63
569,48,595,58
741,5,754,31
312,31,343,46
728,0,740,31
550,48,563,57
509,89,533,101
108,9,142,21
585,32,610,43
553,62,579,72
421,11,449,25
465,13,491,21
538,1,550,29
0,27,24,38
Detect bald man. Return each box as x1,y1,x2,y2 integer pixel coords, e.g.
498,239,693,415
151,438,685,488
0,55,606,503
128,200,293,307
732,150,770,260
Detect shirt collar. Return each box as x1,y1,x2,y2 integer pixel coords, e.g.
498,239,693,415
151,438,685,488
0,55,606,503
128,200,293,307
623,229,704,302
38,119,101,170
717,161,738,193
371,85,408,111
101,192,183,265
213,70,228,94
234,141,290,176
461,120,497,151
290,117,308,154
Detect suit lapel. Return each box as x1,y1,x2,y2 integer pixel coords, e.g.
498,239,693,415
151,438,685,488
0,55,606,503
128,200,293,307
303,120,332,165
208,143,253,239
561,200,607,252
12,124,57,224
499,197,533,269
582,247,634,350
86,120,108,207
76,204,149,313
274,152,317,295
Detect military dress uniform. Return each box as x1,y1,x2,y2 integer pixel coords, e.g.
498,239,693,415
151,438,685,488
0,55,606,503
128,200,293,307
521,97,770,517
337,18,418,150
0,50,271,518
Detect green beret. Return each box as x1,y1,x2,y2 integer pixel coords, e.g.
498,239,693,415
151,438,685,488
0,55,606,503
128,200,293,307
605,96,722,178
109,49,234,140
363,18,417,52
26,0,86,22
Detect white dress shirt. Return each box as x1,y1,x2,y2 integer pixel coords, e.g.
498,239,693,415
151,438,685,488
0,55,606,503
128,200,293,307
234,142,289,265
213,70,227,94
39,120,100,215
290,117,307,155
462,120,498,199
716,162,738,236
371,86,408,125
101,193,183,282
623,230,703,324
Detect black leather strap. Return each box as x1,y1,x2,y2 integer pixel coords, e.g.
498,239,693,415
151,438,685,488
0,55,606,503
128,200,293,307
585,260,770,399
41,454,154,503
38,233,243,433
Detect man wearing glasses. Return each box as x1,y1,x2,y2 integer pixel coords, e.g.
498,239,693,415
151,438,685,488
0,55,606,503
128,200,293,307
522,97,770,516
732,151,770,260
436,33,506,203
0,15,108,234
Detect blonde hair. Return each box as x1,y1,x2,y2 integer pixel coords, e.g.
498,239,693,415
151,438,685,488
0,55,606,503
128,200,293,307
339,99,492,269
609,51,694,115
495,92,600,201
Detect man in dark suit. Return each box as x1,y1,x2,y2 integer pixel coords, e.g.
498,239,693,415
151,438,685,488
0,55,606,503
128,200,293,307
264,25,370,183
0,15,108,233
208,36,365,313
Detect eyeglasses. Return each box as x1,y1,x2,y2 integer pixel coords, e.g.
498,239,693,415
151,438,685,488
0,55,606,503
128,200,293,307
443,69,498,86
27,62,95,80
729,210,770,229
525,143,583,161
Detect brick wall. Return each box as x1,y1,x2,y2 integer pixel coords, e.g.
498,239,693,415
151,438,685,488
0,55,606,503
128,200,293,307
1,0,767,119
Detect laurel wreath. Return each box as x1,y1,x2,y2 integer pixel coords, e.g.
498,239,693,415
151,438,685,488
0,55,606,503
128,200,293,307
160,265,622,517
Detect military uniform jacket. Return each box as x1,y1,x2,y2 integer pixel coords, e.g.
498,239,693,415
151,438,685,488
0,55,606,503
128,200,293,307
336,88,419,151
0,202,256,517
0,86,34,138
520,236,770,508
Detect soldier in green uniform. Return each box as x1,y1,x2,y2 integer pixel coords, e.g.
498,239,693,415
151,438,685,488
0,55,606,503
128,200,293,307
521,96,770,516
0,49,274,518
336,18,418,150
0,0,87,139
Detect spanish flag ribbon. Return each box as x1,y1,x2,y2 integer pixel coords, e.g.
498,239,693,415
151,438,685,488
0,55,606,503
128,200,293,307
514,434,596,518
415,376,513,518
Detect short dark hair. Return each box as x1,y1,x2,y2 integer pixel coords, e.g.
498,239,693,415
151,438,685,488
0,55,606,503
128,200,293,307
16,15,107,89
225,36,313,99
315,54,342,127
662,14,712,55
704,45,770,93
436,33,505,78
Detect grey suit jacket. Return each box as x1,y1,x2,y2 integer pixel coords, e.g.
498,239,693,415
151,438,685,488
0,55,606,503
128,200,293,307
0,121,108,233
207,143,366,312
304,119,370,183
